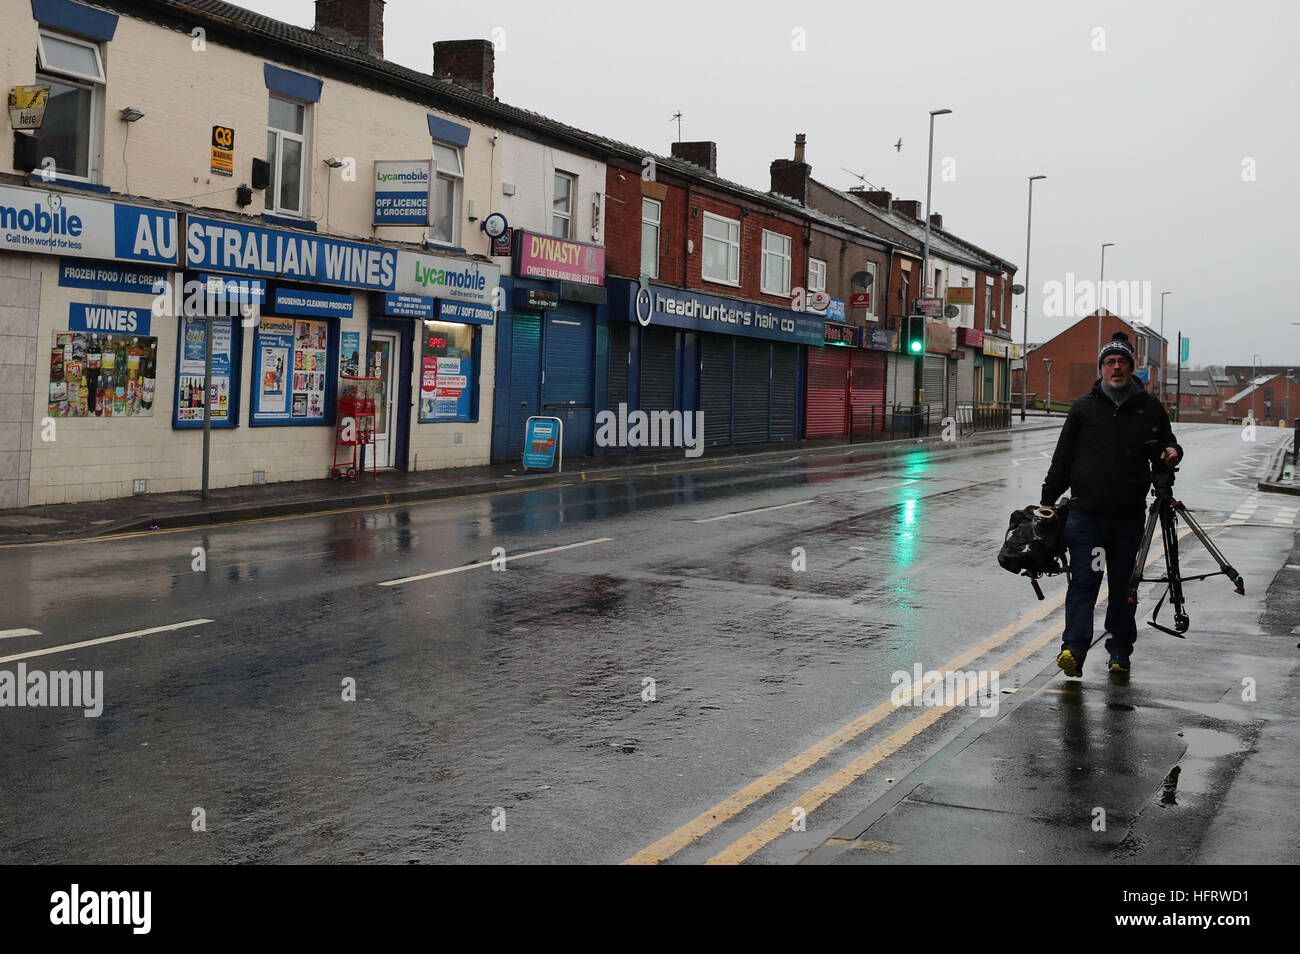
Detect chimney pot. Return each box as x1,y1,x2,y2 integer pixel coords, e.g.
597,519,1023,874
793,133,806,164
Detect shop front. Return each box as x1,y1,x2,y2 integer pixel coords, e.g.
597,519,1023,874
607,279,821,450
981,335,1013,405
923,321,958,418
805,322,888,439
11,186,499,506
490,230,607,463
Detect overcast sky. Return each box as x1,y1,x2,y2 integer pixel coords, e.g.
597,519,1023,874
245,0,1296,370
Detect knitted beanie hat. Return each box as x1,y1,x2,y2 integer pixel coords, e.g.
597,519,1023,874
1099,331,1135,368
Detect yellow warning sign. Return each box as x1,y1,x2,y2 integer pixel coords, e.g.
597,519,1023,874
8,84,50,130
211,124,234,177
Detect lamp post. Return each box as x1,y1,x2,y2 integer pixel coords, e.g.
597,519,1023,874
1159,291,1171,403
1044,358,1054,417
1251,353,1263,422
918,107,951,407
1097,242,1114,355
1019,174,1046,421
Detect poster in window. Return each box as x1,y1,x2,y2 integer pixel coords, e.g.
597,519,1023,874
176,314,234,425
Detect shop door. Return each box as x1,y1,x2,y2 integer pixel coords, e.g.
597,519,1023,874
923,355,946,414
770,344,798,441
639,324,677,418
850,350,887,433
732,338,771,443
506,315,542,460
369,330,401,468
701,336,732,446
946,358,959,418
541,310,594,458
806,346,850,437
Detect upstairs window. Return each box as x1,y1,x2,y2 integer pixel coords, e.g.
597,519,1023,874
702,212,740,285
641,197,661,279
552,171,575,239
761,230,791,296
808,258,827,294
34,31,105,181
430,140,464,246
267,95,308,215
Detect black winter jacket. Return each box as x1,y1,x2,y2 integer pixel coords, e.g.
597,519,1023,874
1041,379,1183,517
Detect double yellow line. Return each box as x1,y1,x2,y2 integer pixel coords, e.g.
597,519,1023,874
625,530,1190,865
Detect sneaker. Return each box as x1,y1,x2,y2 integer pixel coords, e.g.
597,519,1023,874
1108,657,1130,674
1056,649,1083,678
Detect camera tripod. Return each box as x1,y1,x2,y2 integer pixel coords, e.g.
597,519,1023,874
1126,466,1245,637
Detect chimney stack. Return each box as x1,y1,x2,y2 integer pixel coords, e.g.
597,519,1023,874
893,199,922,220
433,40,495,98
770,133,812,205
929,212,943,230
670,141,717,174
849,188,892,210
314,0,385,57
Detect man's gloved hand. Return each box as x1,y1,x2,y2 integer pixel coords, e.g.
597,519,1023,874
1160,447,1180,465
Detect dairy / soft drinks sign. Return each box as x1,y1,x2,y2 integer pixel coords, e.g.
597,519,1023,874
373,160,430,225
0,184,177,265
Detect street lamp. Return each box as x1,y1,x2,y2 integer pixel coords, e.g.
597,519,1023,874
1252,353,1262,422
1019,174,1047,421
1043,357,1054,417
918,107,951,406
1159,291,1171,402
1097,242,1115,355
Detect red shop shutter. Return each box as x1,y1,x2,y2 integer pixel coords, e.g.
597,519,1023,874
806,346,850,437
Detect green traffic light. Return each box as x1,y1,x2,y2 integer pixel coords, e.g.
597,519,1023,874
910,341,923,353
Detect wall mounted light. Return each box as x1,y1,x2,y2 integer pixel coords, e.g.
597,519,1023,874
119,106,145,122
323,156,345,168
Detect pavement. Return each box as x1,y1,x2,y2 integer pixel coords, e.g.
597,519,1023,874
803,467,1300,865
0,415,1064,545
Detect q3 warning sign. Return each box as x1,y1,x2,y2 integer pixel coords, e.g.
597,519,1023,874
211,124,234,177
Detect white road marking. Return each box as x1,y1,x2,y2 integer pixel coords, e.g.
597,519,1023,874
0,619,212,665
1287,564,1300,571
855,482,907,495
0,628,41,640
377,537,614,586
692,500,814,523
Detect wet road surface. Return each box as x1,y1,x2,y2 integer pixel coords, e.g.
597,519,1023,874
0,423,1292,863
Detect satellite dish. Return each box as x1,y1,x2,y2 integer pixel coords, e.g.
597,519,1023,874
1011,283,1025,295
851,270,874,288
944,304,960,319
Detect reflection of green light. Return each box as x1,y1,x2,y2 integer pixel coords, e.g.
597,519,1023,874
894,498,919,569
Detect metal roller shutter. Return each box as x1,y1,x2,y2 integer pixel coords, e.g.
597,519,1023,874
806,346,850,437
770,344,797,441
542,310,594,458
701,336,732,446
506,315,542,459
608,322,628,410
639,324,676,415
923,355,946,415
733,337,770,443
850,350,887,433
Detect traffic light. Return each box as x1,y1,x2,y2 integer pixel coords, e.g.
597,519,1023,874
902,315,926,355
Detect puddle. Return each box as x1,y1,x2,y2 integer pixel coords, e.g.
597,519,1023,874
1160,727,1250,804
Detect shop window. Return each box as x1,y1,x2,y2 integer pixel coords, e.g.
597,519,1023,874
430,140,464,246
34,31,105,181
418,321,478,423
173,311,242,429
702,212,739,286
250,316,337,425
641,198,661,279
761,230,791,296
808,258,826,295
552,171,576,239
49,330,157,419
267,95,309,216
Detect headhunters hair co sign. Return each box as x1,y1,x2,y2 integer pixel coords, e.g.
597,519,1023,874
184,215,499,305
0,185,177,265
616,279,824,347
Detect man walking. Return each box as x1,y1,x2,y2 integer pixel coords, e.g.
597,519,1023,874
1041,331,1182,677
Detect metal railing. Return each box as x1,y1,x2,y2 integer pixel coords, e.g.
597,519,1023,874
849,404,936,442
848,402,1011,442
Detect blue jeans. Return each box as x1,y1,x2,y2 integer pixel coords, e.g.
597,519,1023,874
1062,508,1144,664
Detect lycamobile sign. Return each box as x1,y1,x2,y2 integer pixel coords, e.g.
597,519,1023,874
184,215,497,305
374,160,430,226
0,184,178,265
